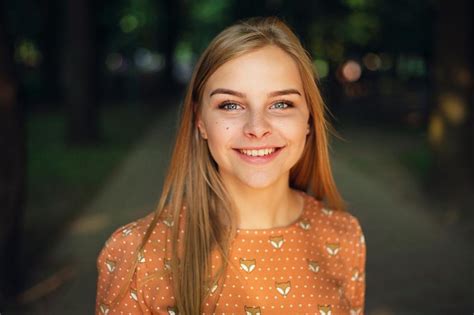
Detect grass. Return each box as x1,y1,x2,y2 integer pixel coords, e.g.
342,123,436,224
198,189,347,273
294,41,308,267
24,104,158,261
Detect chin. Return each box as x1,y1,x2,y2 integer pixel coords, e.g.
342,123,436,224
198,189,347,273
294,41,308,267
237,173,281,190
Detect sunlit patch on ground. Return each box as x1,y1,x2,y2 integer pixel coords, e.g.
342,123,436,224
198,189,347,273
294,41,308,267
70,213,110,234
18,265,76,305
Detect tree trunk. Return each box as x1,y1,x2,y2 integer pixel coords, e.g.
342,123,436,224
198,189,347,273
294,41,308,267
162,0,181,93
0,2,26,307
40,0,61,107
62,0,100,144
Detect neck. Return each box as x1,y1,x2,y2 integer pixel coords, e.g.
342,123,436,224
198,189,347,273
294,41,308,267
221,174,303,229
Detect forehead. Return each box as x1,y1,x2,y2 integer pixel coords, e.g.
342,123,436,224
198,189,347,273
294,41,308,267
203,45,304,96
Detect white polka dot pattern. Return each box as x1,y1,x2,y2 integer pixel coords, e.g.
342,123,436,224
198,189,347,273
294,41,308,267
95,191,366,314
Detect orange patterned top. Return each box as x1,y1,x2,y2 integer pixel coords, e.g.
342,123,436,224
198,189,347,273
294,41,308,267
96,191,366,314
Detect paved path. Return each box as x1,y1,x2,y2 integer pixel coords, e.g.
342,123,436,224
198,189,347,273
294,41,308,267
14,111,473,314
15,106,179,314
333,123,473,314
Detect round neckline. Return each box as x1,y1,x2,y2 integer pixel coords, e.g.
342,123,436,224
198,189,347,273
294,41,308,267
235,190,309,234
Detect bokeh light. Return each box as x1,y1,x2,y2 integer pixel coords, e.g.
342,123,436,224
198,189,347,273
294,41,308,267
134,48,164,72
363,52,381,71
428,113,444,146
15,39,42,67
397,55,426,78
440,93,467,125
313,59,329,79
120,14,139,33
341,60,362,82
173,42,194,83
105,53,124,72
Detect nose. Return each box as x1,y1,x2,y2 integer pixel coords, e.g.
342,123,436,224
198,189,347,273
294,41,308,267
243,110,272,138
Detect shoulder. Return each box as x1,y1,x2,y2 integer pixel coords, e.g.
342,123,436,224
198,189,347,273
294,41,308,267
96,210,175,306
302,192,365,245
99,212,156,261
98,209,176,268
97,212,157,283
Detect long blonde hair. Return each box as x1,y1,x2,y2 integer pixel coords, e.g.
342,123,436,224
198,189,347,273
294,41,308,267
139,16,345,314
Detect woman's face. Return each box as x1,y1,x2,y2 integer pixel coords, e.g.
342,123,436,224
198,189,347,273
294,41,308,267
197,45,310,190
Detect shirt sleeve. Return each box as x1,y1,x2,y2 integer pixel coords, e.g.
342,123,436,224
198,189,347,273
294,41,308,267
95,226,152,314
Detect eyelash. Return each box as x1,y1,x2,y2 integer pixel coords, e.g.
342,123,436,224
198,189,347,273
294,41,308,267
218,101,241,111
218,100,294,111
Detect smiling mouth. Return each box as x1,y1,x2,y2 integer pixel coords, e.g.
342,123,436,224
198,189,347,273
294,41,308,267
235,147,283,157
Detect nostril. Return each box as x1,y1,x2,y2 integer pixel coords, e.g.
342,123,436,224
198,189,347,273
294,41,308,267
243,126,272,138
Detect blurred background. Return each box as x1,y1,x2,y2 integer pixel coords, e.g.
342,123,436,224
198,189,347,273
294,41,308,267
0,0,473,314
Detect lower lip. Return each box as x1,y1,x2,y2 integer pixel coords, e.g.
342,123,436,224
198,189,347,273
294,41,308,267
233,147,283,164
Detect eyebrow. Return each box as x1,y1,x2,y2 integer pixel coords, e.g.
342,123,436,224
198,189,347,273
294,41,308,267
209,88,302,98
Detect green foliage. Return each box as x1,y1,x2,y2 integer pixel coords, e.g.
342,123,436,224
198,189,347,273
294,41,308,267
342,0,378,10
309,20,346,62
175,41,194,64
104,0,163,53
121,0,160,30
313,59,330,79
120,14,139,33
15,39,42,67
183,0,234,55
342,11,380,46
27,106,156,190
23,105,158,275
306,0,434,62
191,0,230,23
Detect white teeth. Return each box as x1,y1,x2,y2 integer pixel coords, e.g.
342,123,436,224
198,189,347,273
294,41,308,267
239,148,277,157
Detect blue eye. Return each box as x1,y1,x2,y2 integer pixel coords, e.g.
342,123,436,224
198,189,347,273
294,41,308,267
218,102,241,111
271,101,293,109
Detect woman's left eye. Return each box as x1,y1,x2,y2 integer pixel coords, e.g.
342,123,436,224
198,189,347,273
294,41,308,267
271,101,293,109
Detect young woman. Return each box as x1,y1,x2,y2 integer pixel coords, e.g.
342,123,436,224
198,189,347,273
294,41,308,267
96,16,366,315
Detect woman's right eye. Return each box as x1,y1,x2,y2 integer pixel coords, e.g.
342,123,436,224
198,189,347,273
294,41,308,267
218,102,242,111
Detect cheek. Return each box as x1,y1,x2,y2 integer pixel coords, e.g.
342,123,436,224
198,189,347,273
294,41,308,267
207,121,235,141
205,120,238,157
274,117,309,141
206,119,240,137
